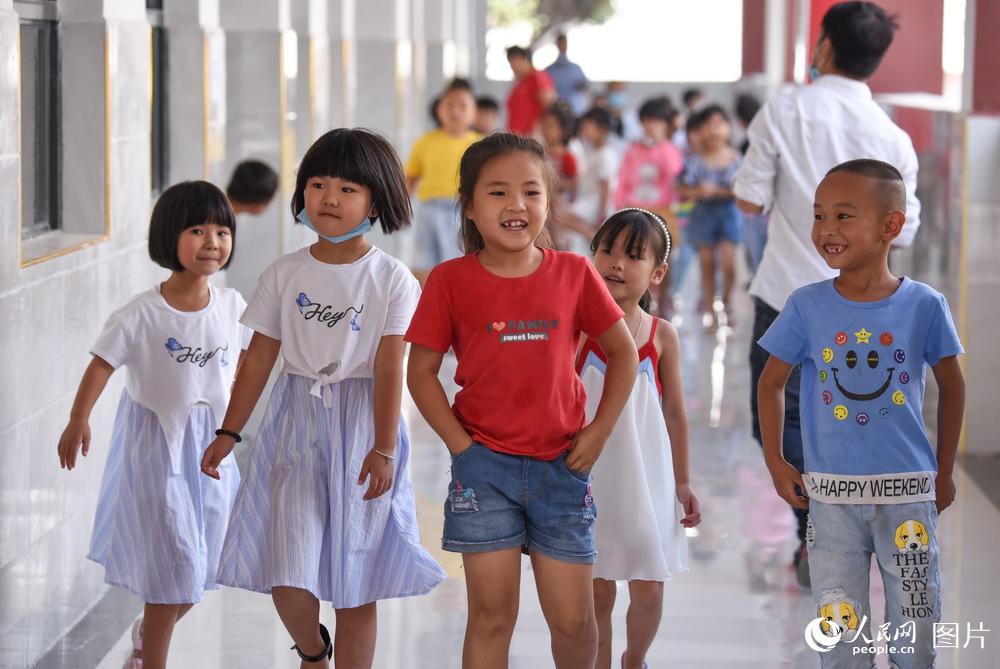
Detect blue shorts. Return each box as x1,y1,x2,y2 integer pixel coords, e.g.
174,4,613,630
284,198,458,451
686,199,745,247
442,443,597,564
414,198,463,270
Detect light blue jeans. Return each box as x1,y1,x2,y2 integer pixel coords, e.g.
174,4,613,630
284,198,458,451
807,499,940,668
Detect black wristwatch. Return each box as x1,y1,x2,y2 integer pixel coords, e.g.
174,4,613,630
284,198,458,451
215,428,242,443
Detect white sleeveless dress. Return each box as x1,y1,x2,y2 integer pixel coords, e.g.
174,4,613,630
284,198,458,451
577,318,689,581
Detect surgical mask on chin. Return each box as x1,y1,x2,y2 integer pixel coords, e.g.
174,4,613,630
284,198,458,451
296,209,374,244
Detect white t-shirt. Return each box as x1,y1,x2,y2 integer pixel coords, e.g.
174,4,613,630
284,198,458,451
91,285,251,468
241,245,420,405
732,75,921,311
570,140,618,225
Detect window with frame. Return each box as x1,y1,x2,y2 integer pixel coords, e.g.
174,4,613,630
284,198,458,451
16,0,60,240
148,0,169,194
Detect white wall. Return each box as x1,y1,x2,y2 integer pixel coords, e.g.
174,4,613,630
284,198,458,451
0,2,164,666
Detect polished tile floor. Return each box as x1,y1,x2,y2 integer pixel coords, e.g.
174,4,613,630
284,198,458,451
65,280,999,669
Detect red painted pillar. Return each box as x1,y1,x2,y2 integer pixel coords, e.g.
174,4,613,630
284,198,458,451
972,0,1000,114
742,0,766,75
806,0,944,94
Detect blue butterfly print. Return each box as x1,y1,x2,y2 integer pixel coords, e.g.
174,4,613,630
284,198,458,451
351,314,361,331
296,292,312,313
165,337,183,357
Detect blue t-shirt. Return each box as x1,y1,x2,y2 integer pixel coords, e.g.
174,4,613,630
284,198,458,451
759,278,963,504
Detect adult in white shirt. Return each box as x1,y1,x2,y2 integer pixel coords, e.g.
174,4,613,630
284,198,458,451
733,1,920,585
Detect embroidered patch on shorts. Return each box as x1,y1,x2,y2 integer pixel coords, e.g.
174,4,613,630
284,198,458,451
806,514,815,548
448,481,479,513
583,483,594,510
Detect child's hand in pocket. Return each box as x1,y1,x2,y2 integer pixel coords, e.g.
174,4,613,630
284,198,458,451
565,425,607,474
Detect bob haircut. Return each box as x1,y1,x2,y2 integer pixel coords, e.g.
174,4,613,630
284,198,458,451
148,180,236,272
291,128,412,235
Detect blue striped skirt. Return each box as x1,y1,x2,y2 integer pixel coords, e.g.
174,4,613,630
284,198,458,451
88,392,240,604
216,374,446,608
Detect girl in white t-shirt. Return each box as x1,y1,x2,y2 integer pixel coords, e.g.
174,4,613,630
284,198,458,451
201,129,446,668
57,181,250,669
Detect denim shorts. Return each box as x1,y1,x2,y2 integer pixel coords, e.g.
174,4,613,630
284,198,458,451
686,199,745,247
442,442,597,564
807,499,940,668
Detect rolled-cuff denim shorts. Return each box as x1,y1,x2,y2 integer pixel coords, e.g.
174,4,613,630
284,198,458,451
442,442,597,564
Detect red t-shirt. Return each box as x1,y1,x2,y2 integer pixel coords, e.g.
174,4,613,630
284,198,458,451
405,248,623,459
506,70,555,135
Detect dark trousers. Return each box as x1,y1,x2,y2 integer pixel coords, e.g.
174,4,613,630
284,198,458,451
750,297,808,545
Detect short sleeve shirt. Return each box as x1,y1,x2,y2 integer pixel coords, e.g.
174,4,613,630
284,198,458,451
759,278,963,504
506,70,555,135
404,129,482,201
91,285,251,460
405,249,623,459
242,245,420,391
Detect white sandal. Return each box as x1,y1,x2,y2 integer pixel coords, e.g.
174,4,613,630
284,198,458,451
121,618,143,668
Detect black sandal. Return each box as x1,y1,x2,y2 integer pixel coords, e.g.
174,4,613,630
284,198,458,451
291,623,332,663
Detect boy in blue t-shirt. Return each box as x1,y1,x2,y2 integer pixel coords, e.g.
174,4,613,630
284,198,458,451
757,159,965,667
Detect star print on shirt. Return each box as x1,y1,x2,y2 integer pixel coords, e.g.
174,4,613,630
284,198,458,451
855,328,873,344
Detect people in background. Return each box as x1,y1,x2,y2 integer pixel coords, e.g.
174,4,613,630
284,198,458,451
539,101,579,249
734,92,767,274
474,95,501,135
405,78,482,283
566,107,618,255
545,33,590,115
226,159,279,215
505,45,557,136
678,104,743,330
614,96,685,317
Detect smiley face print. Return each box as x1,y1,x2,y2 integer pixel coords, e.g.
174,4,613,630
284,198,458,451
821,328,910,423
831,348,894,401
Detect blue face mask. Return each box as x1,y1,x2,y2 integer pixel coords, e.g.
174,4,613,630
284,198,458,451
296,208,374,244
607,91,627,110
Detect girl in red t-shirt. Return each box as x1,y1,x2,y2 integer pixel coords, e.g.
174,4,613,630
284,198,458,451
405,132,639,667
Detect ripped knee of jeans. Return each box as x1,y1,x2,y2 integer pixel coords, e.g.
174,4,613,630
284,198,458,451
817,589,865,642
